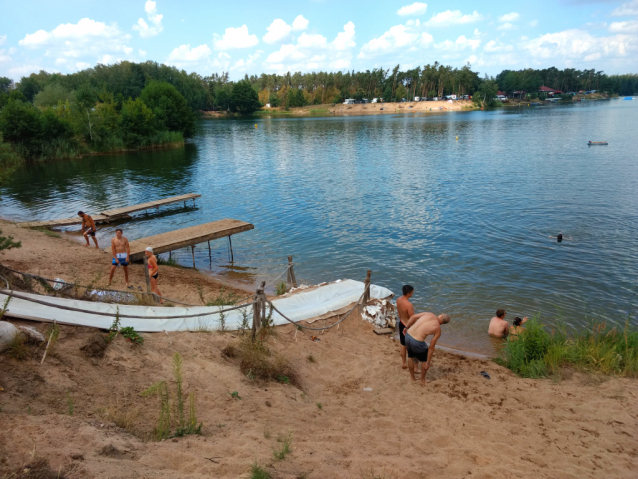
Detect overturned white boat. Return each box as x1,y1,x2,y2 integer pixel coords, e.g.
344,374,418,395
0,280,393,333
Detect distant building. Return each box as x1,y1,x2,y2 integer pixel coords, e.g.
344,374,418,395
539,86,563,97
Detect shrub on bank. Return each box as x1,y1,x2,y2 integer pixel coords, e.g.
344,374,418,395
496,317,638,378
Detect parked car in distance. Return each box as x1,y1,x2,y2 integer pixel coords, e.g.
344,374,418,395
432,97,439,101
414,96,420,101
496,95,507,101
371,98,378,103
343,98,355,104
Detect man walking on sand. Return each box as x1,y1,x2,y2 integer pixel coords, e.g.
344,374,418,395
488,309,509,338
78,211,98,248
108,228,131,288
403,311,451,386
396,285,415,370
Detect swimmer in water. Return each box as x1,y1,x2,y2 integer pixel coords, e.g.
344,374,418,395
548,233,572,243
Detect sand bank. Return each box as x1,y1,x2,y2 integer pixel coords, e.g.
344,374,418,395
1,220,637,478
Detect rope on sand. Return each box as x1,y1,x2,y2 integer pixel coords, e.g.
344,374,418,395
0,289,256,320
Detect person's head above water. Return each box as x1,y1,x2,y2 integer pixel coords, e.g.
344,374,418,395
496,309,506,319
402,285,414,297
557,233,563,243
513,317,523,326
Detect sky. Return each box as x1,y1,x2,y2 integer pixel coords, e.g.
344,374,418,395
1,0,637,81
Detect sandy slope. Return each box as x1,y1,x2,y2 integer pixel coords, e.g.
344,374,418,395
1,221,637,478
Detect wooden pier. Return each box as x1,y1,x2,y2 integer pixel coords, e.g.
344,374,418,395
17,193,201,228
121,219,254,262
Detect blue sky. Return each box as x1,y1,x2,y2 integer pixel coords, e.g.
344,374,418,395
1,0,637,81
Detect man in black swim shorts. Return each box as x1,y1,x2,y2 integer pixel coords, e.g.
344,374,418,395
78,211,98,248
396,285,415,370
403,311,451,386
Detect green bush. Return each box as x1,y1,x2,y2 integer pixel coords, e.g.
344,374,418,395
497,317,638,378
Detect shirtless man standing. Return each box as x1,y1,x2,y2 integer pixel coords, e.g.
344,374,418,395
108,228,131,288
488,309,509,338
403,311,451,385
396,285,415,370
78,211,98,248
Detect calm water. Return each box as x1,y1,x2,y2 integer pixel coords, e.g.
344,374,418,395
2,101,637,354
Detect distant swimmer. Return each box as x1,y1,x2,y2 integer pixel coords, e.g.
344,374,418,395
548,233,571,243
396,285,415,371
108,228,131,288
402,311,451,386
78,211,98,248
488,309,509,338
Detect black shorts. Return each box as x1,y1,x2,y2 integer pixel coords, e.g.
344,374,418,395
405,333,429,363
84,228,96,237
151,272,159,280
399,321,407,346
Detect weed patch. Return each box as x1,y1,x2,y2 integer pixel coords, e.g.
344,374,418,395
276,281,287,296
6,333,29,360
273,431,292,461
496,317,638,378
250,463,272,479
140,352,202,440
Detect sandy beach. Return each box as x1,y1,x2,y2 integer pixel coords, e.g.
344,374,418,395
1,221,637,478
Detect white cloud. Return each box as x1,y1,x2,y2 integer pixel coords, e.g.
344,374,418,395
167,44,212,63
524,28,636,65
76,61,90,70
133,0,163,37
231,51,261,72
609,20,638,33
332,21,356,50
0,35,6,46
264,22,356,73
424,10,483,27
484,40,513,52
263,19,292,44
397,2,428,16
474,28,481,36
213,25,258,50
435,35,481,51
17,18,133,70
529,20,538,27
8,64,46,79
612,0,638,16
292,15,309,31
358,24,432,58
139,49,147,57
498,12,519,23
497,23,516,31
0,49,11,65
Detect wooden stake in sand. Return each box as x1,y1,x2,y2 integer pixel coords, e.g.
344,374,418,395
288,256,297,288
41,321,59,365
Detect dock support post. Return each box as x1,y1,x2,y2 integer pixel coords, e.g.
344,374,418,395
288,256,297,288
191,246,196,268
252,281,265,341
169,251,171,261
143,255,151,294
228,236,234,263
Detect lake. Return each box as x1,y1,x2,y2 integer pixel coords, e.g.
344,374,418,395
1,100,637,355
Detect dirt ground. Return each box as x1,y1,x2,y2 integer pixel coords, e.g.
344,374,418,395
1,221,638,478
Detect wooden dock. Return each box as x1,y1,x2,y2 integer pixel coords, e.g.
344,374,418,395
17,193,201,228
121,219,254,262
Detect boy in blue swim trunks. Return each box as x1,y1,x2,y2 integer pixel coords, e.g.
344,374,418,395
108,228,131,288
403,311,451,386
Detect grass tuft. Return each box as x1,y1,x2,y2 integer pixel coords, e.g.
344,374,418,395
275,281,287,296
496,317,638,379
250,463,272,479
6,333,29,360
273,431,292,461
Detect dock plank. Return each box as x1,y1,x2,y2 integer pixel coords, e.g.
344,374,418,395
118,219,254,261
101,193,201,217
16,193,200,228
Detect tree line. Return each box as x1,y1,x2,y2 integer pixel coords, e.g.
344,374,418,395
0,60,636,180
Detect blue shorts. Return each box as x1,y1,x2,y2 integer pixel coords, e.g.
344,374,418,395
112,255,129,267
